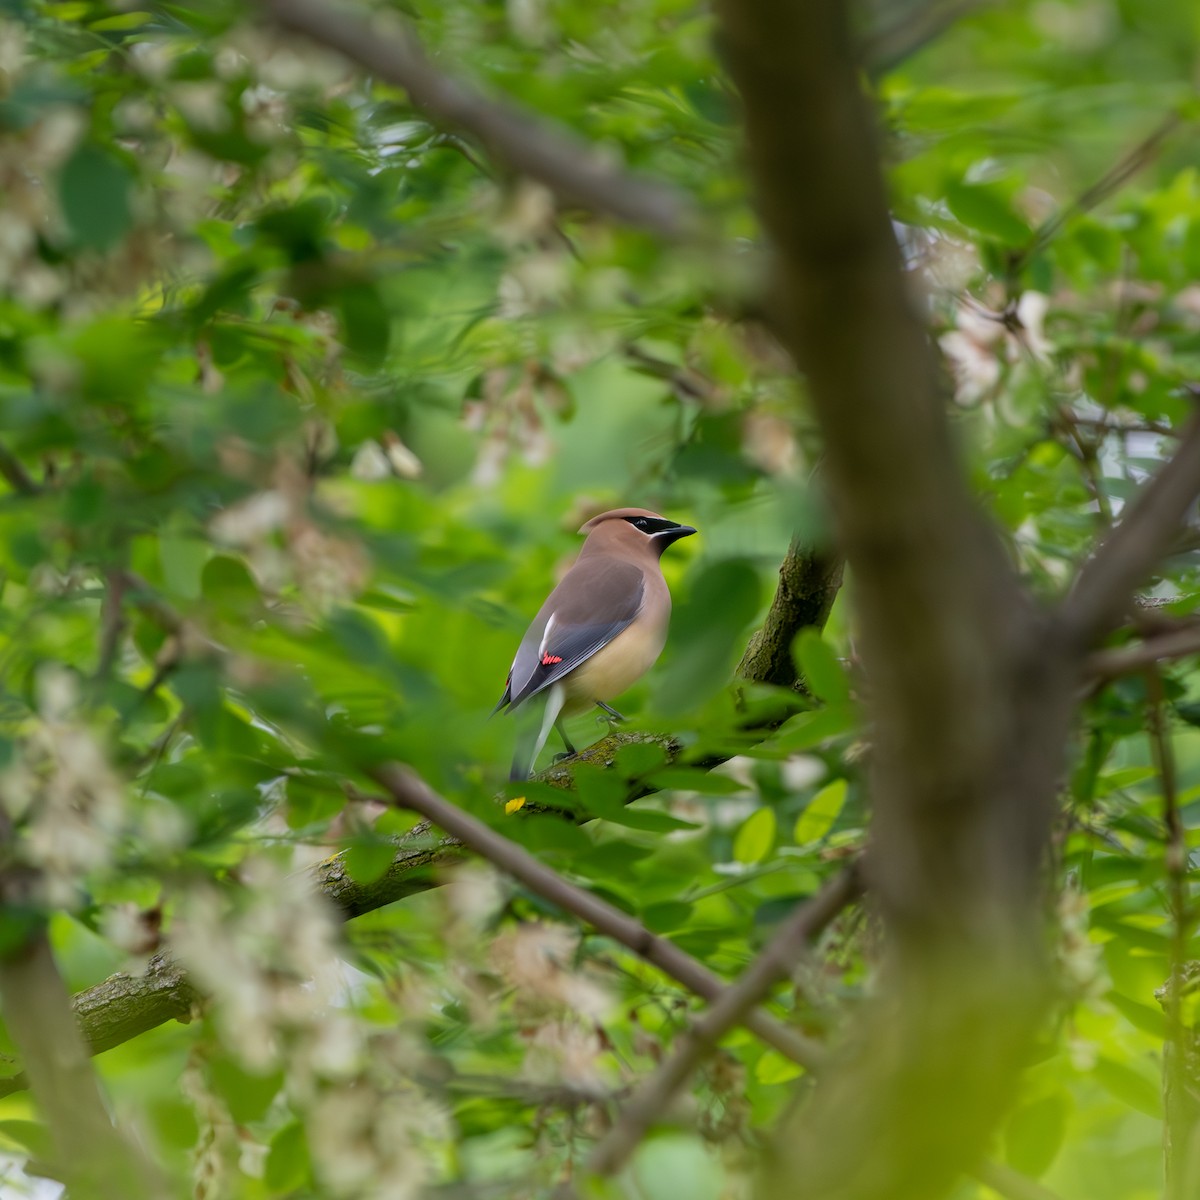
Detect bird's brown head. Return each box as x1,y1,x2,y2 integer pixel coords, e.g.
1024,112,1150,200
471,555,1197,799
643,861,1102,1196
578,507,697,558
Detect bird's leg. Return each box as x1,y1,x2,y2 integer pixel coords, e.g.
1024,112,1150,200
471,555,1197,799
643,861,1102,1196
551,718,577,762
595,700,625,722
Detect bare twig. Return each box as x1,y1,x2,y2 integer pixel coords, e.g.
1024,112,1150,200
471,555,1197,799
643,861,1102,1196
95,568,128,682
587,865,861,1177
1063,410,1200,649
260,0,699,240
623,343,720,403
1009,111,1189,277
0,441,40,496
1070,414,1176,438
422,1067,621,1110
117,570,187,638
1054,408,1113,528
370,763,828,1068
1087,625,1200,683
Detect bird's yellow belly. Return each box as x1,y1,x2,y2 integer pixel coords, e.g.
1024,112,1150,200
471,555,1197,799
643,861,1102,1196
560,619,667,716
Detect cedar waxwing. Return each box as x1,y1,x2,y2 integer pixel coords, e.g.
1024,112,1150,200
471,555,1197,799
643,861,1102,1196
494,508,697,780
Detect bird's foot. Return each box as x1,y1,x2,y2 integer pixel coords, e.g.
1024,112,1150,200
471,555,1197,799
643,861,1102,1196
596,700,625,722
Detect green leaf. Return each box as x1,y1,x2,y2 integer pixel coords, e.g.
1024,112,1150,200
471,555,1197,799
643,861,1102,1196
160,534,209,601
574,764,629,813
641,901,692,932
512,813,592,856
651,767,749,795
754,1050,804,1085
655,559,760,715
344,839,397,884
208,1055,283,1124
0,907,42,955
597,806,702,833
1106,990,1167,1039
754,892,820,928
265,1121,310,1192
0,1119,52,1160
771,704,858,752
326,608,392,671
286,772,348,830
576,769,700,831
733,807,776,864
64,477,105,527
201,555,260,614
615,740,670,778
339,281,391,368
793,629,850,704
794,778,847,844
633,1135,723,1200
59,143,132,251
1091,1056,1161,1118
945,181,1029,244
1004,1091,1070,1178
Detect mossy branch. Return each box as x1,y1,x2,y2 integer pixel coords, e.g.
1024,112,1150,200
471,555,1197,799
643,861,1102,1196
737,540,843,689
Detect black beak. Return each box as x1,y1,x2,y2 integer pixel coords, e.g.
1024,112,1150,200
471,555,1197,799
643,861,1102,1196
651,524,697,548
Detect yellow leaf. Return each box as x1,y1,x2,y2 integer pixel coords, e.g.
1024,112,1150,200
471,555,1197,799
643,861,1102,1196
505,797,526,815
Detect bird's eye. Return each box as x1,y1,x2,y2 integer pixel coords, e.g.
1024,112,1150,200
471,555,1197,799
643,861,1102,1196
621,515,662,532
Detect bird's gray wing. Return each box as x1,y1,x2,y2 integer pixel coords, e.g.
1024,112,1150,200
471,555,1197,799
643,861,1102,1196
495,556,645,713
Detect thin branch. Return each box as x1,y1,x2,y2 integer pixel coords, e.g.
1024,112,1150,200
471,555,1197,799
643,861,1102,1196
623,344,721,404
0,441,40,496
95,568,128,682
422,1068,621,1110
117,569,187,638
1062,410,1200,649
259,0,699,240
370,763,830,1069
1054,407,1113,529
587,865,861,1177
1070,414,1177,438
1009,111,1189,278
1086,624,1200,683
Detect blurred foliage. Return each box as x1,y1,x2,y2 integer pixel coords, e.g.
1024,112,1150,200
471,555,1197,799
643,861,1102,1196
0,0,1195,1198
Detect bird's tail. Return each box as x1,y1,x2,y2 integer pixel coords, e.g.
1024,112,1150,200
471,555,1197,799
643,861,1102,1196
491,671,513,717
509,683,565,780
